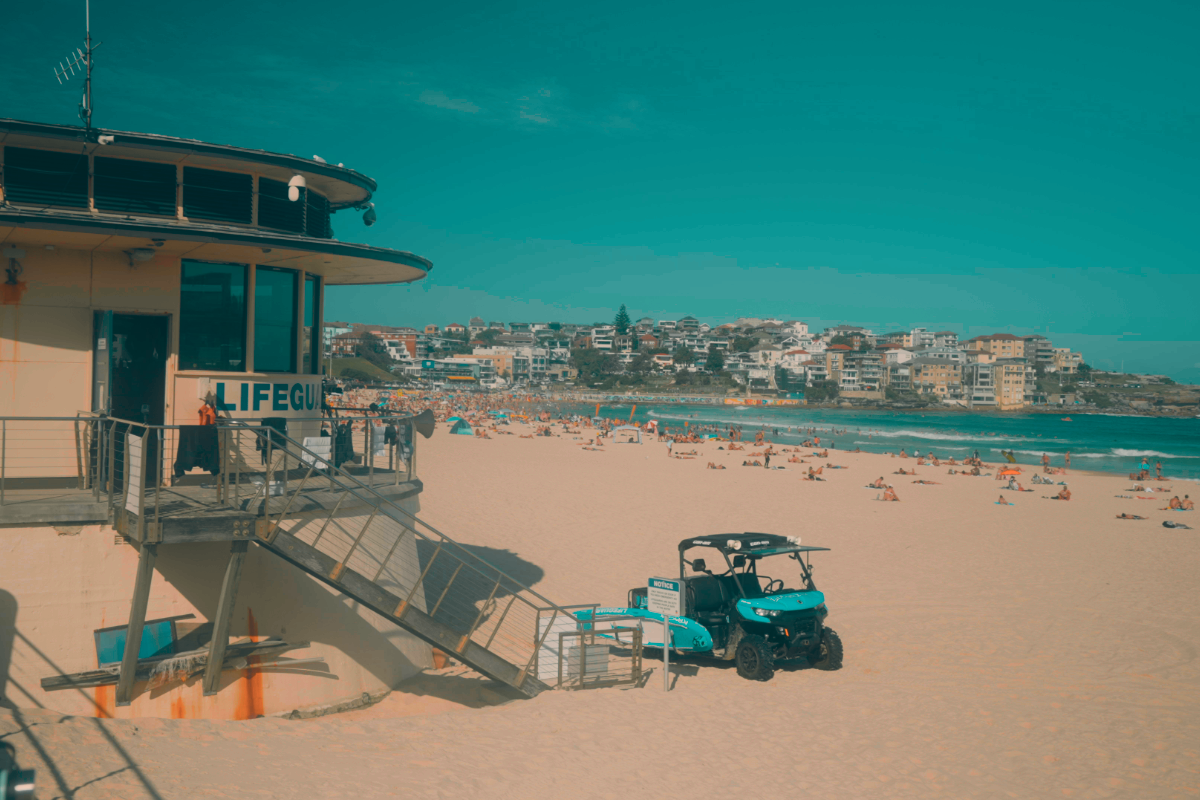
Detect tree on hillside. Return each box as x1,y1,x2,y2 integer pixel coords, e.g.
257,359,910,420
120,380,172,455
476,328,501,345
548,321,562,331
629,351,655,374
673,344,695,368
354,332,394,371
571,348,617,383
614,304,631,335
705,348,725,372
732,336,758,353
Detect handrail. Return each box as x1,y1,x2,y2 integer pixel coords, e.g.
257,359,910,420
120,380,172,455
227,419,577,621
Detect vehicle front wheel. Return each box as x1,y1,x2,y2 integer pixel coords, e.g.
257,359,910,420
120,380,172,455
813,627,843,671
735,635,775,681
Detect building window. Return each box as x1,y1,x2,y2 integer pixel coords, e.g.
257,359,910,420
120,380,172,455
2,147,89,208
183,167,253,224
179,261,247,371
258,178,305,234
302,274,322,374
254,266,298,373
93,157,176,216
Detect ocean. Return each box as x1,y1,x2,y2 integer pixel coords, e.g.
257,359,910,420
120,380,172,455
540,402,1200,481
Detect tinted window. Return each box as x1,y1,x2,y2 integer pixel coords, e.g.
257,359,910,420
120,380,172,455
304,189,332,238
94,157,176,216
258,178,305,233
2,147,89,208
302,275,322,374
182,167,252,224
179,261,247,371
254,267,297,373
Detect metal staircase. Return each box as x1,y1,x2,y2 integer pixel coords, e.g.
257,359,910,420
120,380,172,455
239,423,570,697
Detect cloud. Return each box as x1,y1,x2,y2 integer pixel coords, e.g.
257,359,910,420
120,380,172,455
417,89,481,114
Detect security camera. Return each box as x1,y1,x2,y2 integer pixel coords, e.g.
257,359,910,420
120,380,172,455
287,174,306,202
363,203,376,227
97,135,115,145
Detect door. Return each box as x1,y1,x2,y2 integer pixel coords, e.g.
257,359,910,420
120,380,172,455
107,314,169,486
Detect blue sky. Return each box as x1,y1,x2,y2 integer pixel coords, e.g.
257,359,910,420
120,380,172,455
3,1,1198,379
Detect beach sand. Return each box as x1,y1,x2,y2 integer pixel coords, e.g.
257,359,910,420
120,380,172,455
4,421,1199,798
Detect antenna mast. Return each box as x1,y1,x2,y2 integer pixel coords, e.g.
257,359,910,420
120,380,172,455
54,0,101,136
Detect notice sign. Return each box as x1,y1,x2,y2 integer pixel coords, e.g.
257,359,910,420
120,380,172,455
647,577,682,617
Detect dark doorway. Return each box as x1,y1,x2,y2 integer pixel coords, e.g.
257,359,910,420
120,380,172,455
108,314,169,485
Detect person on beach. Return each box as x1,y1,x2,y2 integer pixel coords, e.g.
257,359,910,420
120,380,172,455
997,495,1010,505
1182,495,1195,510
1048,486,1071,501
881,486,899,501
764,453,771,469
871,477,886,488
1065,451,1071,471
1156,461,1164,480
899,449,907,458
1116,513,1145,520
1041,453,1051,473
707,462,725,470
1164,496,1182,510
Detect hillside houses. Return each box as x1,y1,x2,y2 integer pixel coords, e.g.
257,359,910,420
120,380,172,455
321,316,1084,406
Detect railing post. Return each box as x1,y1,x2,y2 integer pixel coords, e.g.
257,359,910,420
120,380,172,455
1,419,6,507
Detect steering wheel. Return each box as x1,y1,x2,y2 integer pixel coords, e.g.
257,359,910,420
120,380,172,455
763,578,785,595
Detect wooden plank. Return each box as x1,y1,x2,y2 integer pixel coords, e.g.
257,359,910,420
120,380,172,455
115,542,157,706
41,640,308,691
202,540,249,696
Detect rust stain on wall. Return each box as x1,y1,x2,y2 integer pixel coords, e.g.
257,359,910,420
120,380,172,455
0,280,27,305
94,685,113,718
237,607,265,720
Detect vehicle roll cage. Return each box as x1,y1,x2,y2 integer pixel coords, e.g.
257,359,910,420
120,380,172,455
678,545,819,599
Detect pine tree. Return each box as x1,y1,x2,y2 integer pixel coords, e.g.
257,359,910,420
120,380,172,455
614,304,631,335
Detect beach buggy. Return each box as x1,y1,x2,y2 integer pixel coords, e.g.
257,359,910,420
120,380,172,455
580,533,842,681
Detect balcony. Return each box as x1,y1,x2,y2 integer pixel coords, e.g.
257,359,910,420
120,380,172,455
0,411,432,537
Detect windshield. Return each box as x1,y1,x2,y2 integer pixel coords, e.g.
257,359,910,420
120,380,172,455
684,548,816,597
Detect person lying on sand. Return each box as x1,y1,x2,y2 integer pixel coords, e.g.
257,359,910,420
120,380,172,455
582,446,603,451
881,487,899,501
707,462,726,470
1116,513,1145,520
1047,487,1072,501
520,434,534,439
743,460,763,467
816,449,829,458
788,456,803,463
913,480,940,485
871,477,886,488
805,468,825,481
728,444,744,451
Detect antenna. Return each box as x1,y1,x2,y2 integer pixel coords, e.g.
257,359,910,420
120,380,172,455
53,0,102,135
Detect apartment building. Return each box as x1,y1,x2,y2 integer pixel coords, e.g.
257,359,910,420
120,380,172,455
968,333,1025,359
995,358,1030,410
910,358,963,399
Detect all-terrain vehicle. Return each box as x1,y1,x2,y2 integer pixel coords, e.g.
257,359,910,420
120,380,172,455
579,533,842,681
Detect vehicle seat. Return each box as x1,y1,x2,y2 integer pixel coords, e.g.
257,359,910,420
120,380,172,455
686,576,729,624
727,573,764,599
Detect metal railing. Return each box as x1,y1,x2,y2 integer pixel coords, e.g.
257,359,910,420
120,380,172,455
231,423,588,686
0,412,422,521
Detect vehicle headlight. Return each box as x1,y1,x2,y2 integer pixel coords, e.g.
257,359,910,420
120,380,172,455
754,607,781,618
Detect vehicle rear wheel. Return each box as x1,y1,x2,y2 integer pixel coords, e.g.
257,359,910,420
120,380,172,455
735,635,775,681
813,627,843,671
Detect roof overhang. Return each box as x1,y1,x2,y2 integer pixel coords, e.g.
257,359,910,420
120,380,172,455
0,208,430,286
0,118,375,209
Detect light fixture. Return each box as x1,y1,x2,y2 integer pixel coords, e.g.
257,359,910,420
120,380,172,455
361,203,376,227
287,174,306,201
3,247,25,285
125,248,156,268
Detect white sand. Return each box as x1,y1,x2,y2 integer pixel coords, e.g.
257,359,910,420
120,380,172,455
4,421,1199,798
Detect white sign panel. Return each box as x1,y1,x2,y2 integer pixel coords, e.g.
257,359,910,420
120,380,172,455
647,577,682,617
535,612,581,681
124,434,144,514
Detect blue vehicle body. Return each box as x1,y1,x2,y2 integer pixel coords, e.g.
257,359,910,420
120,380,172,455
586,534,842,678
